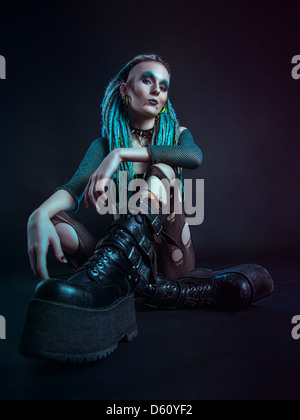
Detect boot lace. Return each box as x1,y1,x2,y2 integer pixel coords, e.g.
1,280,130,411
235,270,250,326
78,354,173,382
80,247,116,277
184,282,217,307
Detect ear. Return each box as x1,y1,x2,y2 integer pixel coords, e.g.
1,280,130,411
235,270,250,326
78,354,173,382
120,83,127,98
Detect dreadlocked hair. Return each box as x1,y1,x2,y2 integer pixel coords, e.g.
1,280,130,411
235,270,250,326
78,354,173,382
101,54,182,201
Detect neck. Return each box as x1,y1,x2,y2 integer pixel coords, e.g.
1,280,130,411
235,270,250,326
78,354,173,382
129,111,155,131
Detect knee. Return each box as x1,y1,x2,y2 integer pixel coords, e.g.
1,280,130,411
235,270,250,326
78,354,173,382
147,163,176,183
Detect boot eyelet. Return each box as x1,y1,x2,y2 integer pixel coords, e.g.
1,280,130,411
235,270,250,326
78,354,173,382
204,285,210,291
191,287,196,292
107,248,113,254
97,263,104,269
103,257,108,262
197,286,203,291
128,275,132,280
91,268,99,276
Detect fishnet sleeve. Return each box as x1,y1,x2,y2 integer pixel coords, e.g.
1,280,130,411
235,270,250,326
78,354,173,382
55,137,110,214
147,129,202,169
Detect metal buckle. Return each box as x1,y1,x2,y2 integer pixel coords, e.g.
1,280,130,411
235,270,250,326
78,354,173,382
151,216,163,236
136,256,142,270
138,235,152,256
128,246,142,269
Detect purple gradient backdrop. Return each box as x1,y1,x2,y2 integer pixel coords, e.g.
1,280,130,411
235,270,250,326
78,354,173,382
0,0,299,270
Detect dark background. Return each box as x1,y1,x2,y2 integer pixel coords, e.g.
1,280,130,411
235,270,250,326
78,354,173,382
1,0,300,271
0,0,300,402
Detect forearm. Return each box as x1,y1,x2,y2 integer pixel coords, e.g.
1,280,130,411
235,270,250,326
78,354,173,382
31,190,76,220
118,147,152,163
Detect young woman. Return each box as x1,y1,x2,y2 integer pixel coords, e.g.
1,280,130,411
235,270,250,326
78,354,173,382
21,55,273,363
27,54,200,284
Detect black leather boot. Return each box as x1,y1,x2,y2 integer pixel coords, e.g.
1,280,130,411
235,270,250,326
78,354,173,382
141,264,274,310
20,197,172,363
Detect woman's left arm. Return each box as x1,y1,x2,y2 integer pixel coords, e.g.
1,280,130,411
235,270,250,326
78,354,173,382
118,145,152,164
85,128,202,208
146,127,203,169
118,127,202,169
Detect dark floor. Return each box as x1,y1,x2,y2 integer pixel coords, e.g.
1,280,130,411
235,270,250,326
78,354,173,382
0,258,299,400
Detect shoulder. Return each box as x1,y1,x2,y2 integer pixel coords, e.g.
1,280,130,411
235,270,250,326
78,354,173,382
178,126,195,145
179,127,192,138
179,126,188,133
84,137,109,157
93,136,109,144
91,137,109,149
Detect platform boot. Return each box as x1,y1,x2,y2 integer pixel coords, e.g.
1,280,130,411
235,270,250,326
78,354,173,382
19,193,174,363
141,264,274,310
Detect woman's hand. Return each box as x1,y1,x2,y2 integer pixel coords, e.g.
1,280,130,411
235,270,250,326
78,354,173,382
27,211,67,281
84,149,122,209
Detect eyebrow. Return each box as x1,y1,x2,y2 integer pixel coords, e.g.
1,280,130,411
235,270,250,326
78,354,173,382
140,71,169,87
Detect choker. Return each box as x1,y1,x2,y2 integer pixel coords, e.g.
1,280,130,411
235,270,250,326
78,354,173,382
130,126,154,139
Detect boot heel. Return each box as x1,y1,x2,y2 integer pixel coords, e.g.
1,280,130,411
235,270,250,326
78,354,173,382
19,294,137,363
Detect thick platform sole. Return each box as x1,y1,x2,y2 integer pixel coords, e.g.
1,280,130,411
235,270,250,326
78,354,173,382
19,294,138,363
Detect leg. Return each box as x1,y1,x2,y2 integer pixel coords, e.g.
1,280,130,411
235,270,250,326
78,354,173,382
20,181,169,362
142,163,196,281
51,212,97,270
55,223,79,254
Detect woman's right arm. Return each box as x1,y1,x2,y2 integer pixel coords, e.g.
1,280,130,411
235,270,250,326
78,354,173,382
28,137,109,280
32,189,76,219
27,189,76,281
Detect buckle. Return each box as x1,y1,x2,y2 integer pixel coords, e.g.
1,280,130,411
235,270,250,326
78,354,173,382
138,235,152,256
128,246,142,269
151,215,163,236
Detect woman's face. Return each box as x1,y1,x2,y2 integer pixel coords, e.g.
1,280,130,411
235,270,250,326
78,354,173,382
120,61,170,120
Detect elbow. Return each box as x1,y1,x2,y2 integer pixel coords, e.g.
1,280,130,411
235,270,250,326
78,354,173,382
191,148,203,169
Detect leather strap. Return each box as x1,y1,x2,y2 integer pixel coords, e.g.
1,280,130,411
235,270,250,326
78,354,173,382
97,228,157,292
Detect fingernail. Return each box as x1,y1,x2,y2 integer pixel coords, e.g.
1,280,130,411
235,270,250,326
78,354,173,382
61,256,68,263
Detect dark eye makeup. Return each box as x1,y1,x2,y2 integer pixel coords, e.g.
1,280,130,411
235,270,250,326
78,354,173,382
142,78,168,92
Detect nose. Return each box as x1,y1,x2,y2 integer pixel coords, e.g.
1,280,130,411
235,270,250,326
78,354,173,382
151,83,161,96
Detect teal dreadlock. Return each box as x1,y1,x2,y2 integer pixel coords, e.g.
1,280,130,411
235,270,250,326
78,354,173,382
101,54,182,197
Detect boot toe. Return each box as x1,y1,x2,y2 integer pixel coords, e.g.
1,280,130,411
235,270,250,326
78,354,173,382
34,279,92,308
235,264,274,302
216,264,274,308
215,274,253,310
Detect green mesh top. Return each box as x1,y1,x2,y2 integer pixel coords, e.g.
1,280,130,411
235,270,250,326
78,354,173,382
55,128,202,214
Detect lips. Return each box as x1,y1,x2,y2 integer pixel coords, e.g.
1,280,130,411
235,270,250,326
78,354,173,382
148,99,158,105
